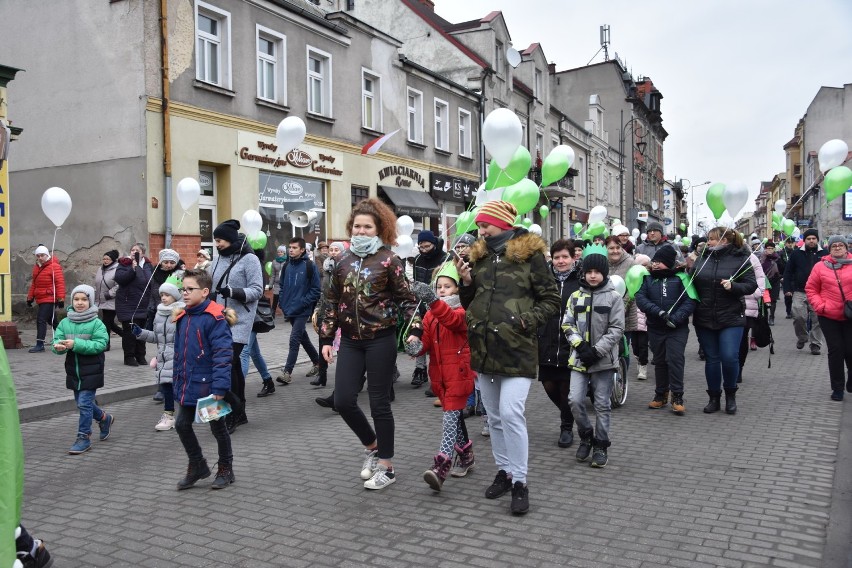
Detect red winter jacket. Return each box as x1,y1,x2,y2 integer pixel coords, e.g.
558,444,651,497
416,298,475,411
806,253,852,322
27,257,66,304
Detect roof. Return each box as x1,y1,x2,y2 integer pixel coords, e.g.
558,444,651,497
400,0,489,68
783,135,800,149
513,77,534,98
522,43,541,56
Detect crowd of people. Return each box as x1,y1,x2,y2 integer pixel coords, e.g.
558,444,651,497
20,203,852,548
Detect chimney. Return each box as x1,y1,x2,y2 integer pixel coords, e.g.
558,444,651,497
418,0,435,10
548,62,556,74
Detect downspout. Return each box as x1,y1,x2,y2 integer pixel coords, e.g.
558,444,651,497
478,68,492,182
161,0,173,248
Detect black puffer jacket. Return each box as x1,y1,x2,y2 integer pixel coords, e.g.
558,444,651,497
537,263,581,368
691,245,758,330
410,243,446,284
782,245,827,294
634,268,698,330
114,257,154,322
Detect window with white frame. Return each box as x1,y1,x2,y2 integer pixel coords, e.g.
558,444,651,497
307,46,332,116
520,121,527,148
534,68,542,99
407,88,423,144
195,1,231,88
458,109,472,157
361,69,382,131
256,26,286,104
535,132,544,158
495,40,503,75
434,98,449,151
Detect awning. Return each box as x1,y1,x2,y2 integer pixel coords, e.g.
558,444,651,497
543,186,574,200
379,186,440,217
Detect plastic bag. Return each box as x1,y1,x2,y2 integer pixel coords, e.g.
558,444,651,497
195,395,232,423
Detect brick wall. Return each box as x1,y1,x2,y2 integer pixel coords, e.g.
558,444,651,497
149,233,202,266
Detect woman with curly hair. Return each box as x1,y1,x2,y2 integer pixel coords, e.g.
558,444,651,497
319,198,418,491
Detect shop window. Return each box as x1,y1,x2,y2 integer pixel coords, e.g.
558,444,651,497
256,25,286,104
351,185,369,206
195,1,231,89
307,46,332,117
407,88,423,144
434,98,449,151
361,69,382,131
259,172,326,258
458,109,472,157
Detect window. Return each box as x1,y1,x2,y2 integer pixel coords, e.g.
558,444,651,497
407,88,423,143
198,167,218,252
520,121,527,148
534,68,542,99
434,98,449,151
351,185,369,207
256,26,286,104
458,109,472,157
361,69,382,131
307,46,332,116
535,132,544,158
495,40,503,75
195,1,231,88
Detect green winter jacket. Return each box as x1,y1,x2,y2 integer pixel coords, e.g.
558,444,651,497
52,314,109,391
459,230,560,378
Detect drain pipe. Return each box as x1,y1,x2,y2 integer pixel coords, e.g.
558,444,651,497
160,0,173,247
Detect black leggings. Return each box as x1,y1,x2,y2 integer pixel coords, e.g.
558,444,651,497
230,343,246,404
334,331,397,460
120,318,146,360
818,316,852,392
99,309,123,336
35,302,59,343
541,380,573,429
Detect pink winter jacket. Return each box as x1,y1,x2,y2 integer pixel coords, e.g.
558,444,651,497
743,253,767,318
806,253,852,322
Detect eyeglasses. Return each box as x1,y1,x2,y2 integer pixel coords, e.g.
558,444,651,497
179,287,202,294
830,243,847,249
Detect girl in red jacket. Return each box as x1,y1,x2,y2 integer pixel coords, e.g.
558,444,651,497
26,245,66,353
805,235,852,401
407,263,476,491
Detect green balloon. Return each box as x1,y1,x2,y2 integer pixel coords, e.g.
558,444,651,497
248,232,267,250
541,148,570,187
772,211,782,224
679,223,686,232
682,237,692,247
706,182,727,220
265,261,272,276
625,265,650,299
825,166,852,203
502,178,540,215
539,205,549,217
586,221,606,236
782,218,796,235
521,218,533,228
487,147,532,190
573,222,583,235
455,209,478,235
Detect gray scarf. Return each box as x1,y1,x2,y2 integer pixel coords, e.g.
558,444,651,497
484,230,515,254
158,301,185,317
350,235,383,257
66,306,99,323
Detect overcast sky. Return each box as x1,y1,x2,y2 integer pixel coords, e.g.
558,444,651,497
435,0,852,226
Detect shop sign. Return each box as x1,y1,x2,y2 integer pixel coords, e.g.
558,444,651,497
259,172,325,211
237,132,343,176
430,173,477,203
377,165,424,188
637,210,649,222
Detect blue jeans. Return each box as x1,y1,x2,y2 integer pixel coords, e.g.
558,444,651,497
240,331,271,380
74,389,105,437
284,316,319,373
695,326,744,390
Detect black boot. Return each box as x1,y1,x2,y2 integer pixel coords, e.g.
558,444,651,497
177,459,211,490
558,421,574,448
310,365,327,387
703,390,722,413
575,432,593,462
315,392,336,411
257,379,275,397
211,461,235,489
724,387,738,415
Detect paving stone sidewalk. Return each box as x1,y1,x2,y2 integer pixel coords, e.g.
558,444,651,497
11,317,852,567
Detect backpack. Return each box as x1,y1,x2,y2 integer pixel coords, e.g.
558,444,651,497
752,300,774,366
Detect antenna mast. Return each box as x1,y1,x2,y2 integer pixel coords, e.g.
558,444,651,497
600,25,610,61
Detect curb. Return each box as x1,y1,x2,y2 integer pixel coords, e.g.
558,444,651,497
18,383,156,423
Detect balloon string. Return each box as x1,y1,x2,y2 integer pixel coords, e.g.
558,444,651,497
48,226,61,343
131,264,158,322
174,210,189,233
665,251,712,313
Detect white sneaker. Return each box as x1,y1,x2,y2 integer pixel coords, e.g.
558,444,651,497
637,364,647,380
360,449,379,480
155,413,175,431
364,464,396,490
481,417,490,437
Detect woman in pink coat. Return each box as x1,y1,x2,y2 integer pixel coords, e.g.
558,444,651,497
805,235,852,401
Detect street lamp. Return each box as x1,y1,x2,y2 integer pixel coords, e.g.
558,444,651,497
618,110,649,225
682,179,711,232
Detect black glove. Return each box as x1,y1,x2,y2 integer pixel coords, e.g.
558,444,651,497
665,315,677,329
230,288,246,302
411,281,438,306
575,341,600,367
131,324,143,337
26,299,33,308
56,301,64,309
218,286,231,299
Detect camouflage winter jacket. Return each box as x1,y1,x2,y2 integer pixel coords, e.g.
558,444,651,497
459,230,560,378
319,248,418,342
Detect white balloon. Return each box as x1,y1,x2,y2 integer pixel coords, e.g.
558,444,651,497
631,228,640,238
722,180,749,218
396,215,414,237
610,274,626,297
276,116,307,155
774,199,787,214
818,139,849,173
391,234,414,258
486,186,505,202
241,209,263,237
640,233,647,241
629,236,637,244
792,227,801,238
175,177,201,211
482,108,522,169
588,205,608,224
528,223,542,236
550,144,576,169
41,187,72,227
474,187,488,207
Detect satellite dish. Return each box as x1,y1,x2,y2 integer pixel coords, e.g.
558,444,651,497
651,200,659,211
506,47,521,69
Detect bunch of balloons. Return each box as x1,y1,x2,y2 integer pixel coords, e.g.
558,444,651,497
705,180,749,221
241,209,267,250
819,139,851,203
392,215,416,258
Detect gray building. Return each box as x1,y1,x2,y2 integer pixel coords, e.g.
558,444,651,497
0,0,480,305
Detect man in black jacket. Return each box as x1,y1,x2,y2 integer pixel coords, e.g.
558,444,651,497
778,237,795,318
783,229,827,354
409,230,446,387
